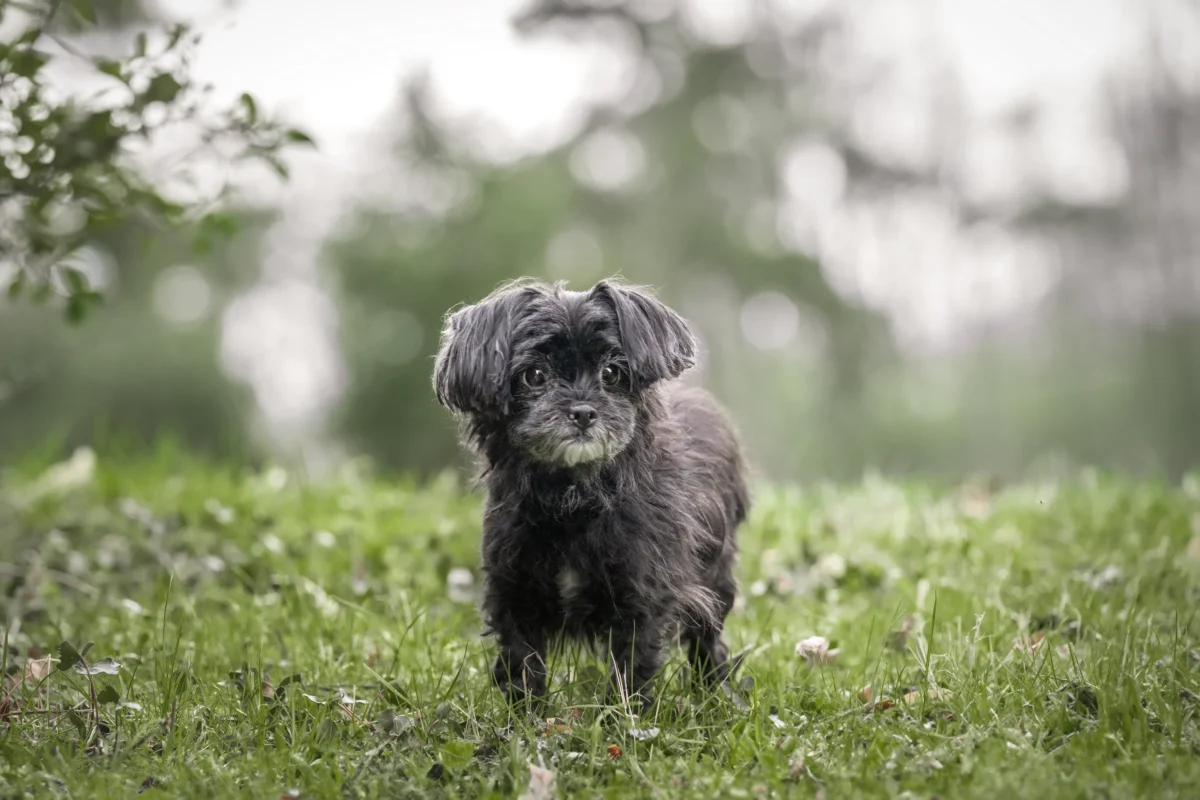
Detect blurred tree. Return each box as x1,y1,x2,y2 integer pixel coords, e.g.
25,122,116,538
0,0,309,465
0,206,277,464
1,0,312,322
325,1,896,478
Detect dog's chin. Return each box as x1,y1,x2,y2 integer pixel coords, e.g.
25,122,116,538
557,439,608,467
522,434,616,469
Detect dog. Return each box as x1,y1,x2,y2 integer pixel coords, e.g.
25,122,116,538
432,279,749,708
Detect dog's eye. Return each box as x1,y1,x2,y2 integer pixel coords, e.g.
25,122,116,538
523,367,548,389
601,364,623,387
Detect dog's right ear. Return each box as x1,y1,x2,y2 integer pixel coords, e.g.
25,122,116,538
433,286,537,416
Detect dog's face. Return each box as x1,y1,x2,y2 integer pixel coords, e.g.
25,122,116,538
433,281,696,469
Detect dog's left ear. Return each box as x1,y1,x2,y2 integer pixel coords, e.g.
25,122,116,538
590,281,696,388
433,285,538,415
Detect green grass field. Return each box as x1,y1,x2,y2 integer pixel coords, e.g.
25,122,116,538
2,451,1198,798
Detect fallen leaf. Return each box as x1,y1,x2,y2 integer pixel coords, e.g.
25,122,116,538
5,655,52,692
280,791,300,800
1013,631,1046,655
74,658,122,676
540,717,572,737
521,761,556,800
1186,528,1200,563
446,567,475,604
786,749,806,781
886,617,915,651
28,447,96,498
1083,565,1121,590
719,681,751,711
795,636,839,667
607,744,622,760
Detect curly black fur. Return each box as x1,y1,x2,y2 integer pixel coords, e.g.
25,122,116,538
433,280,749,708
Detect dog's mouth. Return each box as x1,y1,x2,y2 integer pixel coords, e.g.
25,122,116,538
554,434,608,467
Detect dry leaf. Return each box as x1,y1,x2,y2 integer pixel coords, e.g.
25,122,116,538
1186,528,1200,563
540,718,572,737
787,749,806,781
1013,631,1046,655
887,617,915,651
520,761,556,800
795,636,839,666
606,744,622,760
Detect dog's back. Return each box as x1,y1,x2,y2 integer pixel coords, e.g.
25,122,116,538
668,382,750,529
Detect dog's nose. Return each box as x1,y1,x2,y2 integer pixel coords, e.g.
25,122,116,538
568,404,598,431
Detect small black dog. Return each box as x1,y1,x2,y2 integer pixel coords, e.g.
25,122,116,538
433,280,749,708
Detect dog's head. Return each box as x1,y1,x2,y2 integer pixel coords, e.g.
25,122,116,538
433,280,695,468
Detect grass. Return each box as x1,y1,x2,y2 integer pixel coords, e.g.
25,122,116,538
1,450,1198,799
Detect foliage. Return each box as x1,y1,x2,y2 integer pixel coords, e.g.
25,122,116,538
0,0,313,323
1,453,1197,797
0,208,276,464
326,18,892,476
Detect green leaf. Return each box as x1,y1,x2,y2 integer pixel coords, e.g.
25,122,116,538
66,295,87,324
65,290,102,325
142,73,183,106
264,154,289,180
94,58,123,80
98,685,121,705
57,641,83,672
167,23,188,50
69,0,98,25
31,282,52,305
135,32,147,58
6,271,25,300
9,47,49,79
66,710,88,739
239,93,258,124
63,266,90,294
285,128,315,147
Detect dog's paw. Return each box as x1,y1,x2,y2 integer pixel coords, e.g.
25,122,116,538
494,669,547,711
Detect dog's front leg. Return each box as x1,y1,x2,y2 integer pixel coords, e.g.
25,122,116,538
483,580,549,705
606,615,668,711
492,628,547,704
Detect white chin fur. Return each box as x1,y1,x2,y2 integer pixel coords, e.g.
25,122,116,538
557,440,607,466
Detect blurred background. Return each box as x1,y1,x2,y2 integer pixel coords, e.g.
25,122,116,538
2,0,1199,484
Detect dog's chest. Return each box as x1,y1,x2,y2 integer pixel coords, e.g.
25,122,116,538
555,566,586,604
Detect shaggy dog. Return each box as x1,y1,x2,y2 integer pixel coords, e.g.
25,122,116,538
433,280,749,707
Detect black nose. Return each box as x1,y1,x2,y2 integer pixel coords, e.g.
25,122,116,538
568,404,597,431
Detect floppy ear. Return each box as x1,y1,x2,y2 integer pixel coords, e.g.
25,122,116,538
590,281,696,388
433,286,536,415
